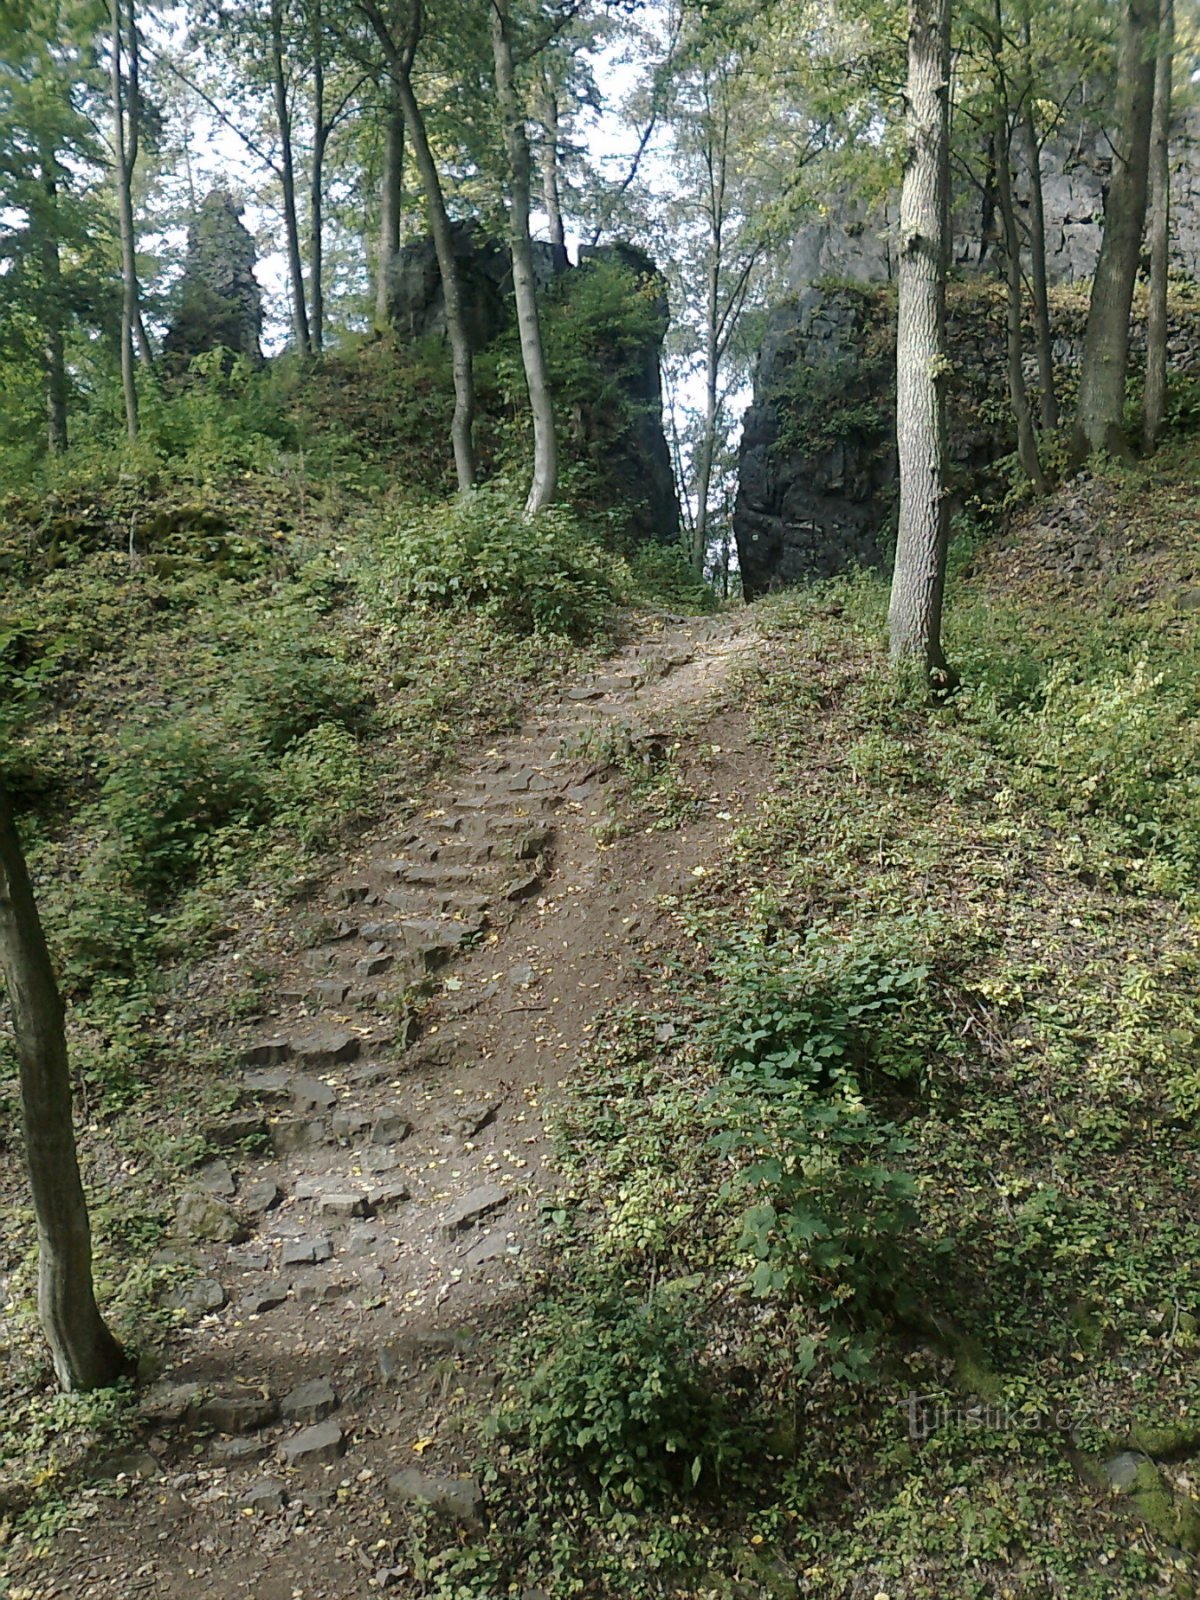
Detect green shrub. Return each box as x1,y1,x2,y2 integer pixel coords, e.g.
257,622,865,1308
272,721,366,849
625,543,719,613
1003,657,1200,892
499,1282,744,1507
379,485,620,639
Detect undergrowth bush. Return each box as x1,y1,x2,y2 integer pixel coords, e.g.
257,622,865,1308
379,485,621,639
498,1281,745,1508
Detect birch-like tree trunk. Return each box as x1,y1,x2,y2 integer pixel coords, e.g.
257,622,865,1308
1070,0,1156,461
1019,8,1057,429
0,787,127,1392
110,0,139,438
38,155,69,454
1143,0,1174,453
887,0,952,680
374,87,404,331
308,0,327,352
541,83,568,272
491,0,557,515
270,0,312,355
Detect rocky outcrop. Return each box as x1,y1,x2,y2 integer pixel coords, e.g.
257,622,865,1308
736,283,1200,597
386,231,679,544
737,107,1200,593
163,190,263,369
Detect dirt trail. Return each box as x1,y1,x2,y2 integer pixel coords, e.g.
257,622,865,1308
36,607,761,1600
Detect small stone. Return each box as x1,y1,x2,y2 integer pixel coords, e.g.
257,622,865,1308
239,1477,287,1513
508,964,534,986
282,1234,334,1266
164,1278,228,1318
1106,1452,1142,1493
213,1436,272,1464
270,1118,328,1154
442,1183,508,1234
503,873,540,902
194,1392,279,1434
203,1113,267,1148
318,1192,370,1219
243,1038,291,1067
465,1230,512,1268
290,1027,360,1068
451,1101,498,1139
366,1180,411,1210
240,1288,288,1316
139,1381,201,1425
356,953,393,977
281,1378,338,1425
196,1159,236,1197
242,1179,282,1215
370,1113,412,1145
387,1467,482,1526
280,1420,346,1467
332,1109,372,1143
174,1191,246,1245
96,1450,161,1482
242,1069,292,1101
290,1074,337,1111
347,1225,380,1252
314,980,352,1004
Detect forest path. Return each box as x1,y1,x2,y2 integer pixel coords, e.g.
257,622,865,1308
40,605,765,1600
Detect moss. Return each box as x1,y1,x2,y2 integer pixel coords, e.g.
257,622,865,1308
951,1336,1005,1403
1126,1419,1200,1461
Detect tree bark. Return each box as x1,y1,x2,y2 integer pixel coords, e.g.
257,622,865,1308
989,12,1046,494
38,156,69,455
110,0,139,439
693,255,720,575
1019,9,1058,429
374,86,404,331
309,0,327,352
541,82,568,272
271,0,312,355
0,787,128,1393
1143,0,1174,453
491,0,557,515
888,0,952,680
1069,0,1156,462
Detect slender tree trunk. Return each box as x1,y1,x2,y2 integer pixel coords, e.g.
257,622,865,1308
0,787,128,1393
541,84,568,272
393,62,476,490
38,157,69,455
888,0,952,680
991,32,1046,492
270,0,312,355
693,262,720,575
309,0,326,352
374,87,404,331
1143,0,1174,453
1019,10,1058,429
110,0,138,438
491,0,557,515
1070,0,1157,462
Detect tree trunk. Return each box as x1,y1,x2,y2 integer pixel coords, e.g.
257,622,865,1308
38,157,69,455
541,83,569,272
1069,0,1156,462
374,88,404,331
888,0,952,680
991,35,1046,493
1019,10,1058,429
393,62,476,491
271,0,312,356
110,0,138,439
1143,0,1174,453
693,259,720,575
0,787,128,1393
309,0,326,352
491,0,557,515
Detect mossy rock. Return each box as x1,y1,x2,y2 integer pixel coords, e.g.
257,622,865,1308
1126,1418,1200,1461
1085,1454,1200,1553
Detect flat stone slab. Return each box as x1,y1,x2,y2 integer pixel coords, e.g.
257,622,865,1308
213,1436,272,1464
371,1112,412,1145
196,1159,236,1197
239,1477,287,1513
281,1235,334,1266
281,1378,338,1425
270,1118,329,1155
164,1277,228,1318
243,1069,293,1101
442,1184,508,1235
280,1421,346,1467
174,1192,246,1245
243,1038,292,1067
242,1179,282,1215
194,1392,279,1434
239,1287,288,1316
387,1467,482,1525
203,1114,267,1148
465,1230,513,1268
289,1027,360,1067
290,1074,337,1111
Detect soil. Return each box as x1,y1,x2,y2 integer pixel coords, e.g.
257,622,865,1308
20,607,764,1600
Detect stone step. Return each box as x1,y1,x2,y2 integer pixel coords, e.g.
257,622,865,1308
399,916,483,968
